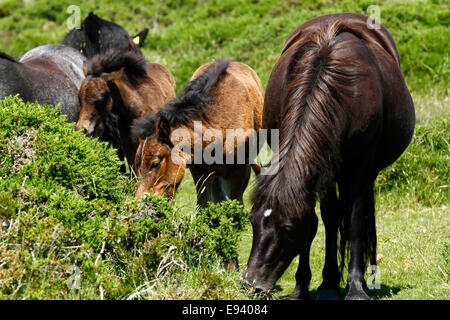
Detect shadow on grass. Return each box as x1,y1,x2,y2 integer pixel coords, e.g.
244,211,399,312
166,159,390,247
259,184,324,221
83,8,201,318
275,284,407,300
368,284,407,300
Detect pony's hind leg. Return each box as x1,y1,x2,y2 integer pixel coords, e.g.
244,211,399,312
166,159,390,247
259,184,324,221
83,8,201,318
342,177,377,300
316,185,343,300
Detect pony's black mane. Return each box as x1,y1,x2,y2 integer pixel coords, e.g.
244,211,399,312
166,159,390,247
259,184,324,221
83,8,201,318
0,51,18,63
132,60,230,139
86,49,147,85
252,21,359,218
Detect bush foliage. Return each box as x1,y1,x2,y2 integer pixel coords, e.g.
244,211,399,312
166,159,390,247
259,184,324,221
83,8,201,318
0,96,248,299
377,117,449,208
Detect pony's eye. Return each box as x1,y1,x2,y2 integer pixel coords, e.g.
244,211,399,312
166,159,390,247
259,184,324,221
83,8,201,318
150,162,160,170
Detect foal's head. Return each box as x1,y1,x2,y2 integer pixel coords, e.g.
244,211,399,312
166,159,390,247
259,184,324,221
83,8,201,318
77,66,122,134
132,115,187,200
76,49,147,134
130,60,230,200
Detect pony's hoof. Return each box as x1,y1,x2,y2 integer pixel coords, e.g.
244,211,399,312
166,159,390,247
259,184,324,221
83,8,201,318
344,290,370,300
316,288,341,300
286,291,311,301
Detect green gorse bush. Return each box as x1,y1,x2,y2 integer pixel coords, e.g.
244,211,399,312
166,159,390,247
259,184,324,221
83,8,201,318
0,96,248,299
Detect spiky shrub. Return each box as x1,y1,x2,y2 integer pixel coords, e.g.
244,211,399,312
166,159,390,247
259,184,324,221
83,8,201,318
0,96,248,299
183,200,248,267
0,95,124,201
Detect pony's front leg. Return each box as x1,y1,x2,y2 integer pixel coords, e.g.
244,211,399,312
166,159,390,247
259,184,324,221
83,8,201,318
190,166,215,208
289,214,318,300
221,164,251,205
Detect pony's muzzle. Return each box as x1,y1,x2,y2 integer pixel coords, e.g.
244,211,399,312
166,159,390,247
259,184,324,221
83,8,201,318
76,119,95,135
135,184,175,200
241,269,275,294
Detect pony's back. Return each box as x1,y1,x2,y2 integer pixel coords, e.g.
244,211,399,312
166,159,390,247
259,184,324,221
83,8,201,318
20,45,86,88
0,45,85,122
0,52,24,101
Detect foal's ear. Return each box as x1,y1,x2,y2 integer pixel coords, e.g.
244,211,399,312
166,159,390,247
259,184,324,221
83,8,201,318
103,67,124,82
132,28,149,47
157,117,174,148
82,61,88,77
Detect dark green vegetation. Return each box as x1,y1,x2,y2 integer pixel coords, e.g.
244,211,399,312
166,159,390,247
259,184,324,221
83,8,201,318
0,0,448,95
0,0,448,299
0,97,249,299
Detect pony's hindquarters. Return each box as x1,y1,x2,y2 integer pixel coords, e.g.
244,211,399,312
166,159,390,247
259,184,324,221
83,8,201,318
189,61,264,205
145,63,176,103
367,42,415,172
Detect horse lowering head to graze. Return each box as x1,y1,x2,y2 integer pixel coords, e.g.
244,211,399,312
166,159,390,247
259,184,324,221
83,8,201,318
63,12,148,168
0,45,86,123
63,12,149,58
0,45,121,163
77,49,175,169
131,60,263,205
243,13,415,300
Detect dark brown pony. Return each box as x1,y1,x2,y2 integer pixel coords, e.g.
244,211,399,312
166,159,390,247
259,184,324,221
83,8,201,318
76,49,176,169
243,13,415,300
131,60,263,206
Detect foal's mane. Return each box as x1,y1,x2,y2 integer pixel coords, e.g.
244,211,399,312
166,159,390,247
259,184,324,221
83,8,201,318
0,51,18,63
86,49,147,85
132,59,230,139
252,20,361,217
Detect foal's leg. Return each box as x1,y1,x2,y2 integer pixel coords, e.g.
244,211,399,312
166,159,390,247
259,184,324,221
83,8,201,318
219,164,251,204
221,164,251,270
289,213,318,300
190,166,214,208
316,185,343,300
344,179,376,300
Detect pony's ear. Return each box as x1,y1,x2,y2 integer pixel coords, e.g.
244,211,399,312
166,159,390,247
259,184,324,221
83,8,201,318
82,61,88,77
102,67,124,82
157,117,174,147
132,28,149,47
131,115,156,141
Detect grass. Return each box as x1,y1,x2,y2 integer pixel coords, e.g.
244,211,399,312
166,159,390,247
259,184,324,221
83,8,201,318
172,116,450,300
0,0,449,300
0,0,448,95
